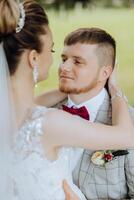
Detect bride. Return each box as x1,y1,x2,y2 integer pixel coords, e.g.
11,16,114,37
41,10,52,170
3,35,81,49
0,0,133,199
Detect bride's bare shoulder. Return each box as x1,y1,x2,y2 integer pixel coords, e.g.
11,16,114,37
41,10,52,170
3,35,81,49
45,108,68,120
42,108,72,136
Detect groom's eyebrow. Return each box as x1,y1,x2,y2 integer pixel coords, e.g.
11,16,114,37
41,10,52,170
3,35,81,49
61,54,84,59
73,56,85,62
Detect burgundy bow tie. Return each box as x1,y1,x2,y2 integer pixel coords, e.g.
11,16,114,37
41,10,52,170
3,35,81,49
62,105,90,120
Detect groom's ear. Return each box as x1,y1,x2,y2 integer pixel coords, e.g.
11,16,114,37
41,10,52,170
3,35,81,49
98,65,113,82
28,49,39,69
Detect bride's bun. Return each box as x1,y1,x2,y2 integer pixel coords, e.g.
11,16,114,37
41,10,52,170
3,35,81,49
0,0,49,75
0,0,20,36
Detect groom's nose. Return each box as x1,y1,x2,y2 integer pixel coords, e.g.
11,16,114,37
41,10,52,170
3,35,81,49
60,59,73,72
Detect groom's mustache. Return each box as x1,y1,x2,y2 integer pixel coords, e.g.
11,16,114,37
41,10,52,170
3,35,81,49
59,71,74,80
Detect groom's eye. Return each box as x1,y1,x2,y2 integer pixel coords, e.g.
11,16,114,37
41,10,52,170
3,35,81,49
62,58,67,63
75,60,82,64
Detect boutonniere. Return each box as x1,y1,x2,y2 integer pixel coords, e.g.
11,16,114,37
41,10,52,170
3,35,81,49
91,150,129,166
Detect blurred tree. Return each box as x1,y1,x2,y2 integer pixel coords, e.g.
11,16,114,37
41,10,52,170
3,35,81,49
37,0,134,9
37,0,92,10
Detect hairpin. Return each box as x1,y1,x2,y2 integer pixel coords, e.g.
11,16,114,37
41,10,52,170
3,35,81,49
16,3,25,33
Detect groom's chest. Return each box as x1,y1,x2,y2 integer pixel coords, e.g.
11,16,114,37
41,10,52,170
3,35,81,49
78,149,127,192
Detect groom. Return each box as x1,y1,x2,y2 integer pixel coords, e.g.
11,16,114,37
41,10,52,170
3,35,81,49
56,27,134,200
38,27,134,199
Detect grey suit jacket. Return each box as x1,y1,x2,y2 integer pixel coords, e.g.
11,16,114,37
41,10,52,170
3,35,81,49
72,92,134,200
53,92,134,200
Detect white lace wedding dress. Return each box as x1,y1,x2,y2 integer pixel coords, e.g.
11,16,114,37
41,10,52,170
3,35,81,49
12,106,86,200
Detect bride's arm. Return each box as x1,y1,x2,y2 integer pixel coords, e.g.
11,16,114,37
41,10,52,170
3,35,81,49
44,68,134,150
44,92,134,150
35,89,67,107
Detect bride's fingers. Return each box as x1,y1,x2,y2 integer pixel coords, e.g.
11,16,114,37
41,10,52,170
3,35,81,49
63,180,79,200
63,180,70,199
108,60,118,87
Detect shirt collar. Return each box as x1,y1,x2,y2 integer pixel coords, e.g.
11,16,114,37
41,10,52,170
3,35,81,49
67,88,107,122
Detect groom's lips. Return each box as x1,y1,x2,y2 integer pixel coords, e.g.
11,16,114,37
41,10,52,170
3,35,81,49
60,75,74,80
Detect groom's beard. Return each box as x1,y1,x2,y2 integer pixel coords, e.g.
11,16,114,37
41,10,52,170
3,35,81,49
59,78,98,94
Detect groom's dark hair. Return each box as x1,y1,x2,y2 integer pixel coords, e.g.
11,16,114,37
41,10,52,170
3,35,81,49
64,27,116,69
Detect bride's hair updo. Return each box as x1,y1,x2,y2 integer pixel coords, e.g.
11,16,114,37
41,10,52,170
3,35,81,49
0,0,49,75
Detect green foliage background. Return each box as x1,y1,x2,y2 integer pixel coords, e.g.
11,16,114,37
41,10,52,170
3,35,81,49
36,7,134,105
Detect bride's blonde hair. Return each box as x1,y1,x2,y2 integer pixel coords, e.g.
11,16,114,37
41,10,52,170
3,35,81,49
0,0,20,35
0,0,49,75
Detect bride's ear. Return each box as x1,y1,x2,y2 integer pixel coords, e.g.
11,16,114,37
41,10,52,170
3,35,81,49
28,49,39,69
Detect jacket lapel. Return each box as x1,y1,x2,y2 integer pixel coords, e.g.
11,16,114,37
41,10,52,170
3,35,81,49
95,90,112,125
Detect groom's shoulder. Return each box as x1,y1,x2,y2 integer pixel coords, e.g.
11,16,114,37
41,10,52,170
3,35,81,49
100,90,134,122
52,97,68,109
98,89,111,113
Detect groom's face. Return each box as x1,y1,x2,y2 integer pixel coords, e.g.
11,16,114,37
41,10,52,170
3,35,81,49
59,43,101,94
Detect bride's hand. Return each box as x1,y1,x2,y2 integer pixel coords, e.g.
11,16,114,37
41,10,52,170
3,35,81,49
63,180,80,200
108,61,118,87
108,61,120,97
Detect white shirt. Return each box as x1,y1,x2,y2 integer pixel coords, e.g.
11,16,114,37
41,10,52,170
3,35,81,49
67,88,107,122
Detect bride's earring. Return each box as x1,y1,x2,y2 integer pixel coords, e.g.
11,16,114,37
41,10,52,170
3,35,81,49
33,65,38,88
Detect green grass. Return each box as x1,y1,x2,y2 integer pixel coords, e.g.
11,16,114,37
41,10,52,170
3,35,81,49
36,7,134,105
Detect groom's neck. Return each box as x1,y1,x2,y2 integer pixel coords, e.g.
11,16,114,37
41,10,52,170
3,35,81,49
69,86,104,105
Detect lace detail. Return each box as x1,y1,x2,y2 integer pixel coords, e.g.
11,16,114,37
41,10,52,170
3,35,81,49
13,106,46,159
12,106,85,200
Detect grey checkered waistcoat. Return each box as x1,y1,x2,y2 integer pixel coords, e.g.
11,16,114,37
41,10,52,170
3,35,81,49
53,92,134,200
